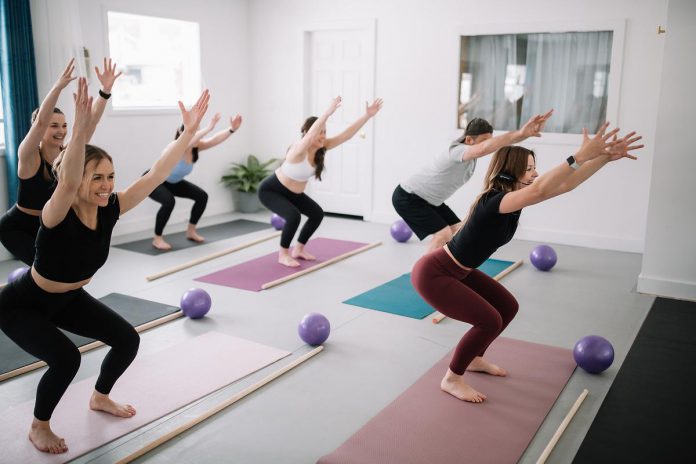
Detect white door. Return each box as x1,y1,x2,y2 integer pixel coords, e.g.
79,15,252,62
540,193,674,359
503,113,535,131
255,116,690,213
304,23,375,217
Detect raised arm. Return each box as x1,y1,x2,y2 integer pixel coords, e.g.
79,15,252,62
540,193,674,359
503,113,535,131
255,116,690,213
17,58,76,177
117,90,210,215
498,122,625,213
41,78,93,228
197,114,242,151
462,109,554,161
83,58,122,142
286,96,341,162
324,98,383,150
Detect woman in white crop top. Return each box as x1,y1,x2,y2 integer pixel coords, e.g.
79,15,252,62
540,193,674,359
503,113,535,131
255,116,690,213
258,96,383,267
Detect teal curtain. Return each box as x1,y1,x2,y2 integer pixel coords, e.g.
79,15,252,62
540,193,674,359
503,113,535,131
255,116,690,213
0,0,39,208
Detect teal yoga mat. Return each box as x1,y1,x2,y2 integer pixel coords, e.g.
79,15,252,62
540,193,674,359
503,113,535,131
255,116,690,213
343,258,517,319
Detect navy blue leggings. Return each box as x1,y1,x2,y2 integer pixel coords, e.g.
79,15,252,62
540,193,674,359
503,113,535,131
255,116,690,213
412,248,518,375
258,174,324,248
149,180,208,235
0,205,40,265
0,272,140,421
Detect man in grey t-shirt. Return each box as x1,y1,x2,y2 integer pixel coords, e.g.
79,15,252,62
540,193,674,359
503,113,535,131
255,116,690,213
392,111,553,252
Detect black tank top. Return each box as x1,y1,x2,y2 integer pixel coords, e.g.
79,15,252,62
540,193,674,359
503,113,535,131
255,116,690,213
17,150,56,210
447,190,521,268
34,193,121,283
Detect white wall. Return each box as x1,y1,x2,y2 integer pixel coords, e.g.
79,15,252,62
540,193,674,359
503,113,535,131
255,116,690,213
28,0,251,237
638,0,696,301
248,0,669,252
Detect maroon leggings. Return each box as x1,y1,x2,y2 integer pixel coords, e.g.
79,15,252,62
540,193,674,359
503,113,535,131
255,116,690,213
412,248,518,375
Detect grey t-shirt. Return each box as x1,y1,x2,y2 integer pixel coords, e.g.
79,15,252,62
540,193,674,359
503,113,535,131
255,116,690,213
400,141,476,206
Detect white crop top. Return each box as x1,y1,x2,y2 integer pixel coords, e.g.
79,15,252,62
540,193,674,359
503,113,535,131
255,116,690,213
281,157,316,182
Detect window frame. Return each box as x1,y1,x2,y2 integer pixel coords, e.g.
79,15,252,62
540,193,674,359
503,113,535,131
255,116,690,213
453,19,626,145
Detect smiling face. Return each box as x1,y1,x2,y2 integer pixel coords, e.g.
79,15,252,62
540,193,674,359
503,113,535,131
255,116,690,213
42,113,68,148
517,154,538,188
78,158,115,207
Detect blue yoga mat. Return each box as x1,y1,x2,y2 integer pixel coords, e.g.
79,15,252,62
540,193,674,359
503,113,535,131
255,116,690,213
343,258,516,319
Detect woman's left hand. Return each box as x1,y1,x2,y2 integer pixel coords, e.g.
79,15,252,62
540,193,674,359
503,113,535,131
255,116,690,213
604,131,644,162
366,98,383,117
95,58,122,93
230,114,243,131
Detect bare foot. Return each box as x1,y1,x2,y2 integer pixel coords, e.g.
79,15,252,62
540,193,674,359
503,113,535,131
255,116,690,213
89,391,136,418
152,236,172,251
440,368,487,403
291,245,316,261
278,250,300,268
29,419,68,454
466,356,507,376
186,225,205,243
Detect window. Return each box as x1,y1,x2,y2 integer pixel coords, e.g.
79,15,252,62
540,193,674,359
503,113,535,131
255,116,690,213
458,30,613,134
107,11,201,110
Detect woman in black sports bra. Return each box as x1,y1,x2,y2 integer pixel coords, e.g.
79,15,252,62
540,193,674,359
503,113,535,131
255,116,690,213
0,58,120,264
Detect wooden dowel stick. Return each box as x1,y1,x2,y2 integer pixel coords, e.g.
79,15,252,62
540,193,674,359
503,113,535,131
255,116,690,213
432,259,523,324
115,346,324,464
145,232,281,281
536,389,589,464
261,242,382,290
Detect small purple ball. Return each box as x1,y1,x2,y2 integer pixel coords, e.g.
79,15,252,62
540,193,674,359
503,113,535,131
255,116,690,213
390,219,413,243
270,213,286,230
298,312,331,346
180,288,212,319
7,266,30,283
573,335,614,374
530,244,557,271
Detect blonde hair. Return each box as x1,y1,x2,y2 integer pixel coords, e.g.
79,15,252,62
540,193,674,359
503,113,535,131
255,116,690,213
52,144,113,179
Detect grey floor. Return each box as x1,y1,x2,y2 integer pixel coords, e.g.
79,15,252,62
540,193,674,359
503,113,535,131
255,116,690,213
0,212,655,464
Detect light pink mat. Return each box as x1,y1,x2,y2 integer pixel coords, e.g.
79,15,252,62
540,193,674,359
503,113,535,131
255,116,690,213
195,237,370,291
318,337,576,464
0,332,290,463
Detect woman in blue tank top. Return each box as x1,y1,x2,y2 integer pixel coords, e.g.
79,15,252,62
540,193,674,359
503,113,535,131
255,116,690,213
148,112,243,250
0,58,121,264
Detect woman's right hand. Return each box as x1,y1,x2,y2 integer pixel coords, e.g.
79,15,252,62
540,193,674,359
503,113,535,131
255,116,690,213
54,58,77,90
72,77,93,134
179,89,210,134
324,96,342,116
575,122,620,164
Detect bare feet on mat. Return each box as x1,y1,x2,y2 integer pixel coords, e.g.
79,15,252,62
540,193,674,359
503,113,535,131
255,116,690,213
466,356,507,376
440,369,487,403
279,250,300,267
152,236,172,250
29,420,68,454
186,225,205,243
291,244,316,261
89,391,136,418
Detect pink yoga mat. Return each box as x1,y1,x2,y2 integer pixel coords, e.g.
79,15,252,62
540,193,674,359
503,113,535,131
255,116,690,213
0,332,290,463
318,337,576,464
195,237,371,291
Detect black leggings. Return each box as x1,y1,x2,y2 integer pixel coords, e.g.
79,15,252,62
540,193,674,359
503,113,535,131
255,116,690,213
258,174,324,248
0,205,40,265
148,180,208,235
0,272,140,421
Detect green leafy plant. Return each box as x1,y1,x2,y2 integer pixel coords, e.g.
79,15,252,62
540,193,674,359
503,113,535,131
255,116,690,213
220,155,278,193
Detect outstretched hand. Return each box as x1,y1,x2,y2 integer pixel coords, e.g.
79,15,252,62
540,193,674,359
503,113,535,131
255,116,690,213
576,122,621,163
208,112,222,130
72,77,94,133
520,109,554,138
55,58,77,90
324,96,342,116
95,58,122,93
604,131,644,162
179,90,210,134
230,114,242,131
366,98,384,117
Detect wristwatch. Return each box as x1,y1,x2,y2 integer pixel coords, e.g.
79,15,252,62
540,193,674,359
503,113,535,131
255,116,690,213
566,155,581,170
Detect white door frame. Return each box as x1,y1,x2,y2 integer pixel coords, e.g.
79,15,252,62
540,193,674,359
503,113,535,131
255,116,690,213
301,19,377,219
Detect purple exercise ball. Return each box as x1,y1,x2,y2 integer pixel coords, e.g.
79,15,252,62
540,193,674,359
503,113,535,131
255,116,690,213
298,312,331,346
390,219,413,243
7,266,30,283
530,244,557,271
573,335,614,374
180,288,212,319
271,213,286,230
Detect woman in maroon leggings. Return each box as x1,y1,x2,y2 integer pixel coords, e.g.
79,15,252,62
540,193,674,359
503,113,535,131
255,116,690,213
411,123,643,402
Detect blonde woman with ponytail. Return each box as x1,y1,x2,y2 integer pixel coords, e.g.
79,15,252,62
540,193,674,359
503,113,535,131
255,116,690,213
411,123,643,403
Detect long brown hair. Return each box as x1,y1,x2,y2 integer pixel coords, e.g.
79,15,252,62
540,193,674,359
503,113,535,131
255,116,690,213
465,145,535,220
301,116,326,180
52,144,113,179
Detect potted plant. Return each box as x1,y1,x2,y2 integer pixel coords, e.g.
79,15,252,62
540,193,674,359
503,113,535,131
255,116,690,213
221,154,278,213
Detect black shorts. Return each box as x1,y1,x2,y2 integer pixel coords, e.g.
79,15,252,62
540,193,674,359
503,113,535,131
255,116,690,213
391,185,460,240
